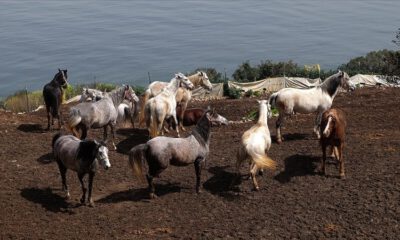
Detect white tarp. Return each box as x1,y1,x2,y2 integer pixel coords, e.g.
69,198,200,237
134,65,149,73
191,83,224,99
228,77,321,93
349,74,389,87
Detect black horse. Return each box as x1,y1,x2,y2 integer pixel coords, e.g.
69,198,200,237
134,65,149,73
43,69,69,130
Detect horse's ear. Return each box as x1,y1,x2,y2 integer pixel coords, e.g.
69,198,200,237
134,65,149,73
58,68,61,72
199,71,203,76
64,69,67,73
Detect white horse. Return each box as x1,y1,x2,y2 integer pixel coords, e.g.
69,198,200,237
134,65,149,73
236,100,276,191
269,70,354,143
145,73,194,138
139,71,212,129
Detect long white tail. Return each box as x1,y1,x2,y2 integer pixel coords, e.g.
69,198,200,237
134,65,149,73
67,109,81,132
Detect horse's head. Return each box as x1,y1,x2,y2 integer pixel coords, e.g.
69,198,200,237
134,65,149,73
122,85,139,103
176,73,194,90
338,70,355,92
206,106,228,126
257,99,273,120
57,68,69,89
198,71,213,91
94,140,111,170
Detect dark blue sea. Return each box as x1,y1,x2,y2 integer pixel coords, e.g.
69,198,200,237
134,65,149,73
0,1,399,97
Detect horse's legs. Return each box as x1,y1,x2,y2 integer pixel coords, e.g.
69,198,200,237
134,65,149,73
56,161,69,199
78,173,87,204
103,125,108,141
57,108,63,129
250,162,260,191
179,102,187,132
320,144,327,176
314,112,322,139
194,158,203,193
46,106,51,130
276,113,285,144
338,145,345,179
87,172,95,207
146,174,156,199
172,114,180,138
110,123,117,150
80,125,88,140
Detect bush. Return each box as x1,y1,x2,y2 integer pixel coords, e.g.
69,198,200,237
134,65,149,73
223,82,242,99
4,90,43,112
244,89,254,98
132,85,146,96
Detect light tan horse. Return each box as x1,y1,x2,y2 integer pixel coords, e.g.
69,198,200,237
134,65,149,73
236,100,276,191
139,71,212,129
145,73,194,138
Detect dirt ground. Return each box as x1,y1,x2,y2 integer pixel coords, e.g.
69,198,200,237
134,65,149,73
0,87,399,239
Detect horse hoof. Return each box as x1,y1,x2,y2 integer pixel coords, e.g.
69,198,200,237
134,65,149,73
340,174,345,179
277,139,283,144
80,198,85,204
252,187,260,191
196,189,202,194
149,193,158,199
88,202,95,207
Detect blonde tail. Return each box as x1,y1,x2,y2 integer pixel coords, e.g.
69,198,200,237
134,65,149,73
128,144,147,182
247,146,276,170
138,92,150,127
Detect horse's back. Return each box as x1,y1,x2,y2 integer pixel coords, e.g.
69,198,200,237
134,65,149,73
149,81,168,96
242,125,271,149
53,135,81,170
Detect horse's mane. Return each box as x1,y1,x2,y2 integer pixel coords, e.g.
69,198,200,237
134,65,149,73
320,72,342,97
192,111,211,146
77,140,99,164
106,85,129,107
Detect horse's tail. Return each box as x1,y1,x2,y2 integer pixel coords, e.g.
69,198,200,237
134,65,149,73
246,145,276,170
66,108,81,132
128,143,148,182
268,92,278,108
138,90,150,127
145,102,158,138
235,145,248,172
123,106,131,125
52,133,62,148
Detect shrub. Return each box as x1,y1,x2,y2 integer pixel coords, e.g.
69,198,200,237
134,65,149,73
4,90,43,112
223,82,242,99
132,85,146,96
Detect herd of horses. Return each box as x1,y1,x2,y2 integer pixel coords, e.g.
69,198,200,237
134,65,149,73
42,68,353,205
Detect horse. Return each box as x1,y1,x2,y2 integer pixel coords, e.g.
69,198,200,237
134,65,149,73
79,88,105,102
236,100,276,191
43,69,69,130
165,105,229,129
139,71,212,129
269,70,354,144
128,110,213,199
80,87,140,128
52,133,111,207
320,108,347,178
66,85,134,150
144,73,194,138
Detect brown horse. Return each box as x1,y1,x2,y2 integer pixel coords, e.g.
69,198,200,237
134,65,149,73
139,71,212,129
165,106,228,129
320,108,347,178
43,69,69,130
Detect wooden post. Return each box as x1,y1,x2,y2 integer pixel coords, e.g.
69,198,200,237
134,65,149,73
148,72,151,84
25,86,30,112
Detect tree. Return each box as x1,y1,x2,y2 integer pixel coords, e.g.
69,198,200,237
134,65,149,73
232,61,259,82
393,28,400,48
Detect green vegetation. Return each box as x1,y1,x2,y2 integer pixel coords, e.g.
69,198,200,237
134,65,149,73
4,90,43,112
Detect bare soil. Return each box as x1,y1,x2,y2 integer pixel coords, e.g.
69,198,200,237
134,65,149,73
0,87,399,239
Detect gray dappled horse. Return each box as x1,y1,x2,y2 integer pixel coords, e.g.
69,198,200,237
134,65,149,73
67,85,134,150
43,69,69,130
80,87,140,128
269,70,355,143
52,133,111,207
129,110,214,199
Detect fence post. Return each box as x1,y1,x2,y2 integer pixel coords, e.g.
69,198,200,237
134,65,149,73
25,86,30,112
148,72,151,84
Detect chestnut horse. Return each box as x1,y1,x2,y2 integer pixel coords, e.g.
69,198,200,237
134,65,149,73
165,106,228,129
236,100,276,190
269,70,354,143
139,71,212,129
43,69,69,130
320,108,347,178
